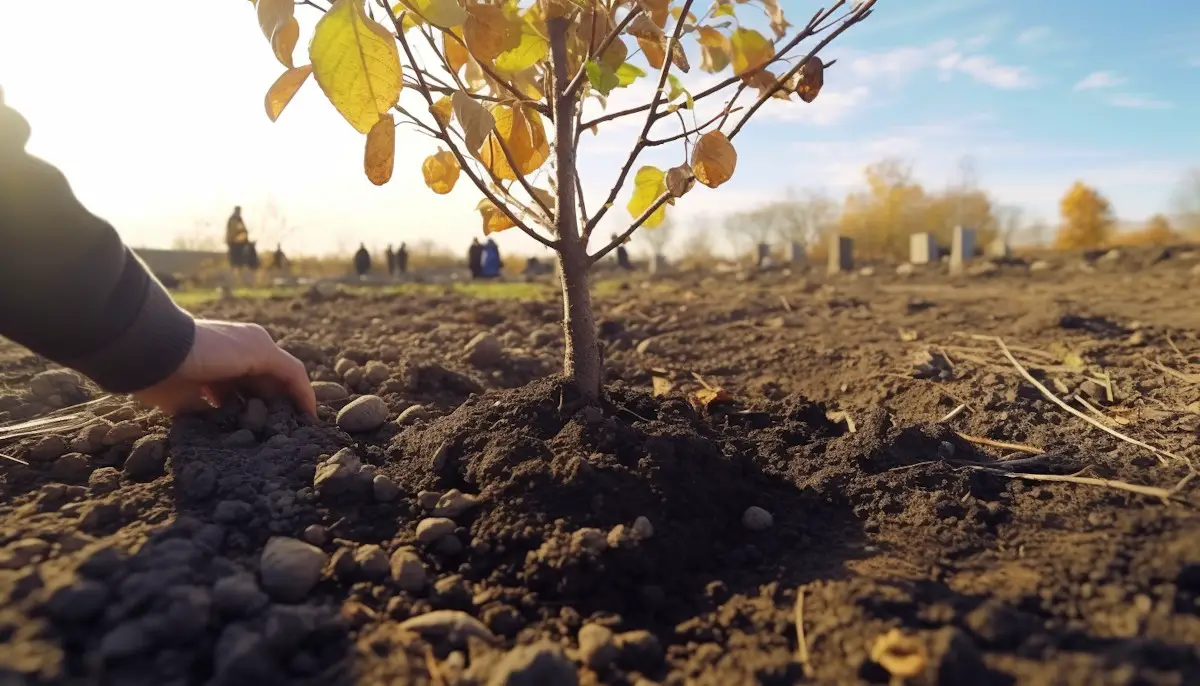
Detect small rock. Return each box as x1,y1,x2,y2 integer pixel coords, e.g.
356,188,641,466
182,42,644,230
896,263,916,276
1079,379,1111,405
259,536,327,602
464,332,504,368
71,423,111,454
433,535,464,556
51,453,92,483
1029,259,1051,272
223,429,257,447
123,434,167,481
336,395,389,432
417,490,443,510
213,574,269,616
483,604,524,636
28,434,68,463
395,404,430,426
240,398,269,433
432,489,481,518
741,506,773,531
389,547,428,592
330,548,357,580
213,500,254,524
372,474,401,502
631,516,654,540
312,381,349,403
88,467,121,495
313,448,365,497
416,517,457,544
615,630,663,670
570,528,608,554
636,337,664,356
363,361,391,386
354,545,389,581
302,524,328,547
103,421,146,446
578,623,618,670
30,369,85,401
343,366,365,388
488,642,577,686
333,358,358,376
378,344,400,363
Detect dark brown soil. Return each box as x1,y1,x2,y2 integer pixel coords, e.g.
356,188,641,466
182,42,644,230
2,245,1200,685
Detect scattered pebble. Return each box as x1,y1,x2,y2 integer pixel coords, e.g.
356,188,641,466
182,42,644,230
363,361,391,386
464,332,504,368
302,524,328,547
333,358,358,376
313,447,364,496
631,516,654,540
489,642,576,685
418,490,443,510
71,423,110,454
122,434,168,481
395,404,430,426
312,381,349,403
88,467,121,495
51,453,91,483
615,630,663,669
336,395,389,432
741,506,773,531
103,421,146,446
416,517,457,544
259,536,327,602
372,474,401,502
389,547,428,591
28,435,67,463
212,574,269,617
578,623,618,669
432,489,481,518
354,544,389,581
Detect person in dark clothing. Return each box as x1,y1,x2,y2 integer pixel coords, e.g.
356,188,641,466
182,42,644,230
271,244,287,271
614,233,633,270
353,243,371,277
245,242,260,271
226,206,249,269
467,238,483,279
385,244,395,276
0,89,315,416
395,242,408,275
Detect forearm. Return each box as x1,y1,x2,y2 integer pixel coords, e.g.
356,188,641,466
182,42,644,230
0,94,195,393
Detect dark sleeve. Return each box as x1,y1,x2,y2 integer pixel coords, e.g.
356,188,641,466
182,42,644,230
0,91,196,393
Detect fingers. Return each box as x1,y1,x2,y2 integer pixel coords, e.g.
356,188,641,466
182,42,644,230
257,345,318,418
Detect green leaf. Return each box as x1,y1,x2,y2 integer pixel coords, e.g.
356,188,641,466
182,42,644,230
494,16,549,73
665,74,693,109
713,3,735,17
585,60,620,96
615,62,647,86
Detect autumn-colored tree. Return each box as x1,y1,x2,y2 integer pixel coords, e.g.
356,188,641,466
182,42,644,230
1114,213,1176,247
1171,168,1200,235
1055,181,1114,249
837,158,928,258
248,0,875,398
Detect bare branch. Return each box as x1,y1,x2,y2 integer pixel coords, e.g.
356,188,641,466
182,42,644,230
564,5,645,98
645,107,738,147
583,0,696,236
590,190,672,264
573,107,592,234
492,124,555,220
378,1,557,250
729,1,874,140
296,0,327,12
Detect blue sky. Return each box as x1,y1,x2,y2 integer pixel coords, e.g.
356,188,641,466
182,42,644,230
0,0,1196,256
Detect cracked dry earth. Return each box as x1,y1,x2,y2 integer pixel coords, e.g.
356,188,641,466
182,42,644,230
2,244,1200,685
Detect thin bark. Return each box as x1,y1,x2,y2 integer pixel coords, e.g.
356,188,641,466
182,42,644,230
548,16,602,399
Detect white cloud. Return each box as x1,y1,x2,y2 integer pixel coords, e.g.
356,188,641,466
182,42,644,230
1016,25,1053,45
1107,94,1173,110
943,55,1037,89
847,40,1036,90
1073,71,1126,91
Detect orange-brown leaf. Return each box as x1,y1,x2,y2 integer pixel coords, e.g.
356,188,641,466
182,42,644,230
364,113,396,185
792,57,825,103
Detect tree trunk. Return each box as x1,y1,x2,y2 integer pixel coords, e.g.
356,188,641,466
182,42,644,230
548,17,602,400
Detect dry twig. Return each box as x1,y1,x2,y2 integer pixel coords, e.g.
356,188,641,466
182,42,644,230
954,431,1044,455
937,403,967,423
794,587,812,677
966,466,1179,503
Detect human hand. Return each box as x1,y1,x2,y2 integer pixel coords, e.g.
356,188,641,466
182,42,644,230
131,319,317,417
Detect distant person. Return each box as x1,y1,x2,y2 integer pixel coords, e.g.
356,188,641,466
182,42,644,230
614,233,633,270
479,238,503,279
353,243,371,277
270,243,287,271
395,242,408,275
225,206,250,269
467,238,483,279
385,244,396,276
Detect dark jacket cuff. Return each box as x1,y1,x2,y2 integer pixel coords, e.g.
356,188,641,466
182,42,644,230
66,268,197,393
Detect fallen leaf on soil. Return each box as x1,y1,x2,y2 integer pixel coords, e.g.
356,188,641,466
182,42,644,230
691,387,732,411
651,375,674,398
870,628,927,678
899,328,919,342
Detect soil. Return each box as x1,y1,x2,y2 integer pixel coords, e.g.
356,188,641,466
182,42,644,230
2,245,1200,685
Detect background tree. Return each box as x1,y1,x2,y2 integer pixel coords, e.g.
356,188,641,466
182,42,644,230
1115,213,1176,246
249,0,876,398
837,158,927,258
1170,168,1200,235
1055,181,1114,249
640,215,675,257
723,204,779,258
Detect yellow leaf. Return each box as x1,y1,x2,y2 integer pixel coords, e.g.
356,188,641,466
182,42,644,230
464,3,521,62
626,166,668,228
639,36,666,70
495,18,549,73
696,26,727,49
665,164,694,199
310,0,404,134
451,90,495,153
444,29,469,74
692,386,733,410
271,16,299,68
641,0,669,28
390,3,423,32
792,56,825,103
476,104,549,181
257,0,293,41
422,148,460,194
730,27,774,77
691,130,737,188
627,14,664,41
364,113,396,186
397,0,467,29
700,43,731,73
477,198,516,234
429,95,453,127
264,65,313,122
761,0,791,39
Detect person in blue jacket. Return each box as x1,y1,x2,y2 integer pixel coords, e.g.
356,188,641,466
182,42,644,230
479,238,503,279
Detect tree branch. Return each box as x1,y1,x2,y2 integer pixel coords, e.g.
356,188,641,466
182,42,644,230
589,191,673,264
579,1,847,131
583,0,695,236
645,107,738,147
492,121,555,220
728,0,875,141
564,5,644,98
378,1,557,250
